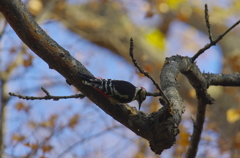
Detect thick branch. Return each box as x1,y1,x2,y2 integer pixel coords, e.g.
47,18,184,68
204,73,240,86
179,56,214,158
0,0,174,154
0,0,147,138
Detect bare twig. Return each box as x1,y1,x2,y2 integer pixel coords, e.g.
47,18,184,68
41,87,50,96
191,13,240,62
205,4,213,42
129,38,170,106
146,92,162,97
9,87,85,100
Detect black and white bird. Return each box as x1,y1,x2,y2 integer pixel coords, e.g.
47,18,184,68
79,73,147,110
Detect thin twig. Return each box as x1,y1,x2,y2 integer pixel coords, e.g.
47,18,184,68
41,87,50,96
57,125,121,158
9,87,85,100
129,38,170,106
146,92,162,97
205,4,213,42
191,18,240,62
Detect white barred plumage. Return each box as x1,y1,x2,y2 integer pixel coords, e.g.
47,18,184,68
79,73,147,110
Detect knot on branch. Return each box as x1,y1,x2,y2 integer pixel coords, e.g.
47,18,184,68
147,106,180,154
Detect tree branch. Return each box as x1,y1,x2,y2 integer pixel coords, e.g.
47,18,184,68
9,87,85,100
186,101,207,158
181,57,214,158
204,4,213,42
191,7,240,62
0,0,175,154
129,38,170,106
204,73,240,86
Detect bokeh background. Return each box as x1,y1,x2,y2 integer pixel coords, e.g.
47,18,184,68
0,0,240,157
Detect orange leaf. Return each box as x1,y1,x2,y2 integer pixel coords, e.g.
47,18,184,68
40,114,58,128
12,134,25,142
23,54,34,67
143,64,153,73
24,142,38,150
145,10,154,18
234,132,240,149
175,125,190,155
230,55,240,72
15,102,25,111
68,114,80,129
9,47,16,54
15,102,29,112
42,145,53,153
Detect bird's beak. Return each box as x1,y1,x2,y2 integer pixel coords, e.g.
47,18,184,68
138,101,142,110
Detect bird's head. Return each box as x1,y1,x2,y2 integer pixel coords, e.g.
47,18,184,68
135,87,147,110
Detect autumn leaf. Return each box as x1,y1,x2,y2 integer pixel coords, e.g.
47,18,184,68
40,114,58,128
145,10,154,18
145,29,165,51
9,47,16,54
12,134,26,142
68,114,80,129
28,0,43,15
143,64,153,73
234,132,240,149
230,55,240,72
23,54,34,67
15,102,29,112
226,108,240,123
42,145,53,153
175,125,190,155
24,142,38,150
28,121,37,128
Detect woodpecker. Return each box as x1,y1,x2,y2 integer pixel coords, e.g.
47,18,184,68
79,73,147,110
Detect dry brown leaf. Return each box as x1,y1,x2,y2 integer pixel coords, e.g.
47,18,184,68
42,145,53,153
23,54,34,67
230,54,240,72
15,102,29,113
12,134,26,142
175,125,190,155
68,114,80,129
143,64,153,73
24,142,38,150
40,114,58,128
234,132,240,149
